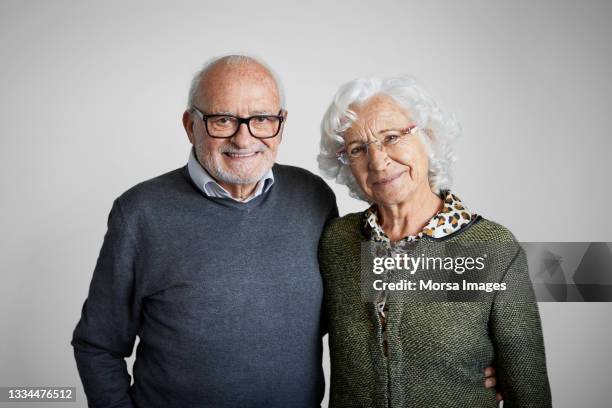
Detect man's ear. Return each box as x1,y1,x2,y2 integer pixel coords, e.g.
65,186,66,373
279,109,288,140
182,110,196,145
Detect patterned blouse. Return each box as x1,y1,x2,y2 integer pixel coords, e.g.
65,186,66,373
362,190,475,356
363,190,474,242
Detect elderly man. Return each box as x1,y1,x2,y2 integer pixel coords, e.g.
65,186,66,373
71,55,338,407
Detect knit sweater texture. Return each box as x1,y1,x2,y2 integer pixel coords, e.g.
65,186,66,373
318,212,552,408
72,164,338,408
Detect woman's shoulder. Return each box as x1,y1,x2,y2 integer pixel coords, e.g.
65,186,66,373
451,216,524,270
318,212,366,279
452,215,519,244
323,211,363,237
320,212,365,253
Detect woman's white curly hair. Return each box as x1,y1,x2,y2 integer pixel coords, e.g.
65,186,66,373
318,75,460,202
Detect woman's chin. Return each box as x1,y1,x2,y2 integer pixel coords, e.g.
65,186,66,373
371,189,412,207
369,176,416,205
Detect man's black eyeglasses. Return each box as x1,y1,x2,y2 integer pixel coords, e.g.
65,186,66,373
191,106,284,139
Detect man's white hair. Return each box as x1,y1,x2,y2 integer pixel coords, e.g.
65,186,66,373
186,54,286,109
317,75,460,202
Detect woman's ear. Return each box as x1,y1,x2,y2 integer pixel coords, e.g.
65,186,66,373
424,127,435,143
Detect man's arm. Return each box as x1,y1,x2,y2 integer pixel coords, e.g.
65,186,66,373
319,188,338,338
71,199,141,408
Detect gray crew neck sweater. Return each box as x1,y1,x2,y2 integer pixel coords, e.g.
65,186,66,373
72,163,338,408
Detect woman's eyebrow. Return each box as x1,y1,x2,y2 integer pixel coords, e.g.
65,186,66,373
346,139,365,146
377,127,406,134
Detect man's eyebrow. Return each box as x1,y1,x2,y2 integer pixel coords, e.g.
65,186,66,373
208,110,277,116
250,110,276,115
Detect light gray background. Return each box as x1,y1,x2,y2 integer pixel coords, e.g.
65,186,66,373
1,0,611,407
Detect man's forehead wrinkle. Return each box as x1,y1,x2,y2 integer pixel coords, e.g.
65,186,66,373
202,58,277,91
196,63,280,110
205,87,280,113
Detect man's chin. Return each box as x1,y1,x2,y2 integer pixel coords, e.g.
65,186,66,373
216,165,271,185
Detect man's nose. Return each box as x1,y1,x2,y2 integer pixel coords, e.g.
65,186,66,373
230,122,254,148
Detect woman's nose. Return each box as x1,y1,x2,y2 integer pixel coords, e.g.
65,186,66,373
367,143,389,170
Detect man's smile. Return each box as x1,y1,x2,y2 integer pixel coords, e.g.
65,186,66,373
223,151,262,160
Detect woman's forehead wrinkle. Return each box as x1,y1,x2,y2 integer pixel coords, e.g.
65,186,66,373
356,115,393,141
346,97,410,144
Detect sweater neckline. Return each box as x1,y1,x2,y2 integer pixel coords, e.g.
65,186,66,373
181,166,272,211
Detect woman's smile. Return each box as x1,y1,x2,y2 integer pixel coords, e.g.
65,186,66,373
370,170,406,188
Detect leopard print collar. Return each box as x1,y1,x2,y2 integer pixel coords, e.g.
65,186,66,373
363,190,474,243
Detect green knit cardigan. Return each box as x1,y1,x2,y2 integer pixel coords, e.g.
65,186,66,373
319,212,552,408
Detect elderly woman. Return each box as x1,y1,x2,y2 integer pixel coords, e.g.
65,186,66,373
317,76,552,407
